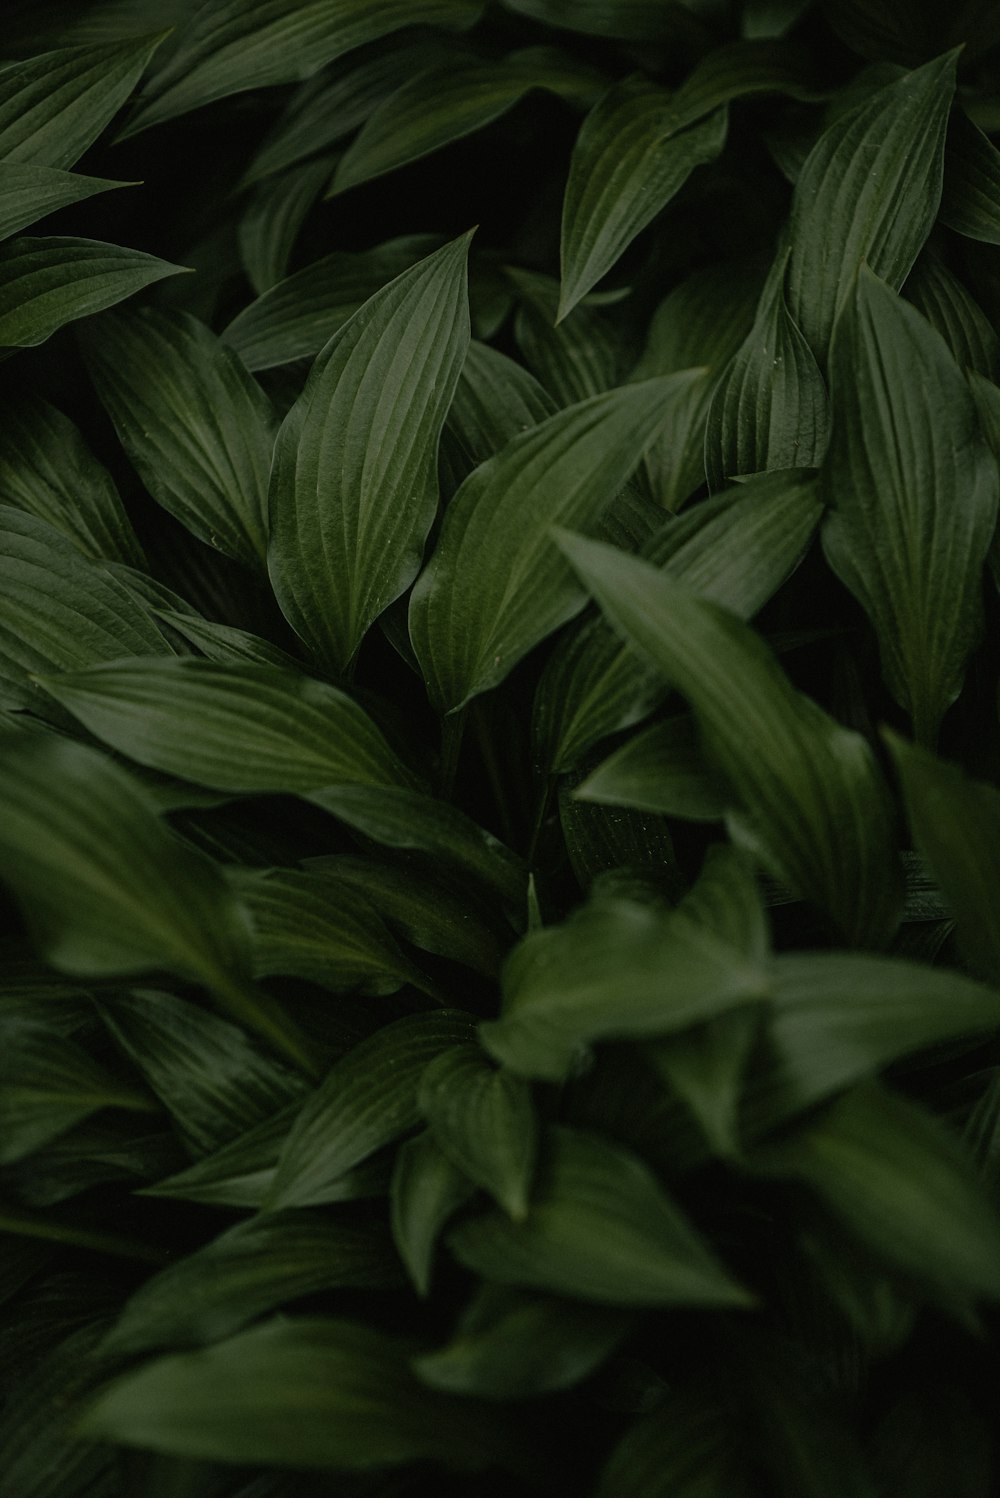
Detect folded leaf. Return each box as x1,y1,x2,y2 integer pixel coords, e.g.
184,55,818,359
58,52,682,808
409,374,701,715
82,307,276,571
557,532,901,946
449,1125,752,1306
268,234,472,672
940,109,1000,245
821,267,998,744
786,51,957,360
0,164,129,243
391,1130,477,1296
269,1011,477,1208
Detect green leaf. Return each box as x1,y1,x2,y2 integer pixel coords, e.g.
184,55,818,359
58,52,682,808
232,866,434,997
904,249,1000,379
445,338,557,482
0,507,165,711
645,1006,761,1156
82,307,277,571
667,36,824,123
0,734,315,1075
449,1125,753,1307
887,734,1000,985
785,51,957,360
97,988,307,1157
704,259,830,487
557,532,902,946
0,396,144,566
559,81,727,318
577,715,730,820
80,1316,512,1471
125,0,484,134
40,657,419,795
500,0,709,43
409,374,701,715
330,48,602,195
0,34,166,168
596,1387,752,1497
414,1283,629,1399
268,234,472,672
482,847,769,1081
390,1130,477,1297
269,1011,476,1208
0,236,186,349
0,164,129,242
103,1212,402,1355
820,267,998,744
940,108,1000,244
418,1045,538,1217
150,609,302,670
510,267,628,408
760,1084,1000,1302
140,1104,305,1209
221,234,440,370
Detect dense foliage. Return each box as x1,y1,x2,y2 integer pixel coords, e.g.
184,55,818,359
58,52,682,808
3,0,1000,1491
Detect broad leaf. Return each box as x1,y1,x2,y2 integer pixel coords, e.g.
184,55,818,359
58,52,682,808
103,1212,401,1355
409,374,701,715
559,81,727,318
557,532,901,945
449,1125,752,1306
445,338,557,481
510,267,628,408
785,51,957,360
40,657,419,794
820,267,998,744
0,34,165,168
0,236,186,349
125,0,484,134
645,1005,762,1156
83,307,276,571
577,715,730,820
390,1130,477,1297
940,109,1000,245
269,1011,476,1208
0,165,129,242
268,234,472,672
418,1044,538,1217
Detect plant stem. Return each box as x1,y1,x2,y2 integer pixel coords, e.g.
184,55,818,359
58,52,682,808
526,774,554,868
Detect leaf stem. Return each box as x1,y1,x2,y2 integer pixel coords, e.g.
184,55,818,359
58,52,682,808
526,774,554,868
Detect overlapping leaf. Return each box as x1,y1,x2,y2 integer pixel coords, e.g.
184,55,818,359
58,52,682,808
0,165,128,242
940,109,1000,244
391,1131,477,1297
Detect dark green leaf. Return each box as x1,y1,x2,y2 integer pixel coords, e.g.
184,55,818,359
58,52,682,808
904,249,1000,379
0,236,186,348
510,267,627,408
445,338,556,481
268,234,472,671
238,155,334,295
390,1130,477,1297
269,1011,476,1208
449,1125,753,1307
140,1104,306,1209
645,1006,761,1156
0,164,129,242
820,267,998,744
577,715,730,819
418,1044,538,1217
83,308,277,571
557,532,902,946
596,1386,752,1497
940,108,1000,245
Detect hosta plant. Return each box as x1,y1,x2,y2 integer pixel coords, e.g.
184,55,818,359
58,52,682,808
4,0,1000,1492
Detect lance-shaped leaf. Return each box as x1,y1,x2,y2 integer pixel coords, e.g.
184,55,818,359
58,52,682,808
103,1212,402,1355
665,37,824,127
510,267,627,408
0,396,144,566
124,0,485,135
534,471,822,773
269,1011,477,1208
904,250,1000,380
221,234,440,370
0,34,165,168
79,1316,514,1472
409,373,700,716
445,339,556,480
0,508,166,711
596,1386,752,1498
577,715,731,820
500,0,708,42
141,1104,306,1209
330,48,602,195
559,81,727,319
482,848,770,1081
40,657,419,795
0,734,316,1074
391,1131,476,1297
940,110,1000,245
785,51,957,360
820,268,999,745
0,165,129,243
449,1125,752,1307
557,532,901,946
82,308,276,572
268,234,472,672
414,1283,629,1399
0,236,186,349
887,734,1000,985
232,866,435,997
418,1045,538,1217
704,260,830,487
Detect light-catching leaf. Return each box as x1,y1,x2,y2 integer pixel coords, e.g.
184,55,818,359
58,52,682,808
820,267,998,744
409,373,702,715
268,234,472,672
577,715,730,820
557,532,902,946
449,1125,753,1307
82,307,276,571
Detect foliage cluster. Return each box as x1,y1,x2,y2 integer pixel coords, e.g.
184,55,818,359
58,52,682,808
3,0,1000,1492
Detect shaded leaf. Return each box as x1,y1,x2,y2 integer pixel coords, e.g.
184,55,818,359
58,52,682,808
940,108,1000,245
390,1130,477,1297
595,1386,753,1497
904,249,1000,379
500,0,709,41
444,338,557,481
645,1006,762,1156
0,164,129,242
238,155,334,295
510,267,627,408
577,715,730,820
141,1105,306,1209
